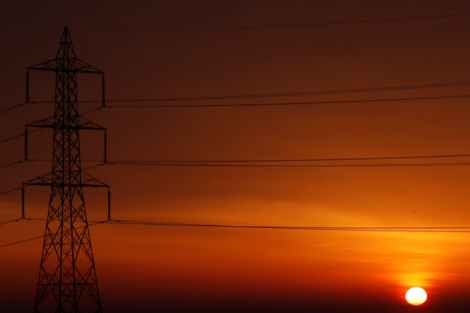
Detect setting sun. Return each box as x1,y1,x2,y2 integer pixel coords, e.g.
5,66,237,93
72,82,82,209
406,287,427,306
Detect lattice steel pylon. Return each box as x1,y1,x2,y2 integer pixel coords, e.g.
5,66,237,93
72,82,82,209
23,27,109,312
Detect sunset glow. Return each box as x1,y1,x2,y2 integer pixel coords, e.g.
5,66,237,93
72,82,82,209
4,1,470,312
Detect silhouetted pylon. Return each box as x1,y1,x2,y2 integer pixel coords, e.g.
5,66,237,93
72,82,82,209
23,27,108,312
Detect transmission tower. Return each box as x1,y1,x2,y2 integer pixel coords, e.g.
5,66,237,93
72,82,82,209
22,27,109,312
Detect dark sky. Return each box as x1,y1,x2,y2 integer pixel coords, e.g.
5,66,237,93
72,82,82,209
2,1,470,312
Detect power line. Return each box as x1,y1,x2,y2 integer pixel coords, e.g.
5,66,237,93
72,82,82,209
0,163,102,198
7,92,454,114
0,235,45,248
13,158,470,167
5,153,470,199
107,219,470,233
25,81,470,105
19,218,470,232
102,94,470,108
104,153,470,163
107,161,470,168
0,221,106,248
0,160,23,170
22,154,470,165
0,127,41,145
0,102,27,115
0,107,101,146
6,158,470,199
0,33,60,64
72,12,470,33
2,81,469,121
103,81,470,101
5,152,470,173
3,218,470,249
0,186,24,196
0,219,20,226
26,93,463,110
0,132,27,145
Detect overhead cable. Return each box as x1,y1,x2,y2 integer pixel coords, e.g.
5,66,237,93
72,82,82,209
0,160,23,170
24,154,470,165
7,153,470,172
72,12,470,33
108,161,470,168
0,128,41,145
0,221,105,248
101,94,470,108
0,132,28,145
0,107,100,146
0,219,20,227
3,218,470,249
0,163,104,198
0,33,60,64
0,102,26,115
105,219,470,233
0,187,24,197
24,81,470,105
4,81,470,117
103,153,470,163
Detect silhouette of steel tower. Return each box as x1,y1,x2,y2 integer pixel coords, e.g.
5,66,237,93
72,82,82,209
23,27,108,312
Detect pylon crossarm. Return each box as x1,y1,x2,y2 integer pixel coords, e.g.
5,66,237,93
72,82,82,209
26,116,55,128
27,59,58,72
81,172,109,187
23,172,53,186
26,115,106,130
24,171,109,187
27,58,103,74
75,58,104,74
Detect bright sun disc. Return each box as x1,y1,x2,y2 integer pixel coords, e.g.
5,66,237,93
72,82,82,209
406,287,427,306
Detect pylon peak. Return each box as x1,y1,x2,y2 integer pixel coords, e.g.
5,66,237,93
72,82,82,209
57,27,75,58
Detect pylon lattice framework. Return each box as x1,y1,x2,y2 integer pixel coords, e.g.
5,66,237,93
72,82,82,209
23,27,108,313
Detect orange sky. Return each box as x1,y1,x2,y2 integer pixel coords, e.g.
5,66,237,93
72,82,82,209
2,1,470,312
